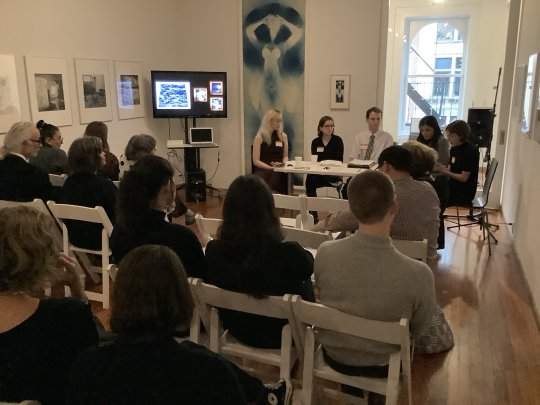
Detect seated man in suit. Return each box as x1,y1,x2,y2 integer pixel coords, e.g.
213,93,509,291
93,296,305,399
313,146,440,258
315,170,436,404
0,121,52,202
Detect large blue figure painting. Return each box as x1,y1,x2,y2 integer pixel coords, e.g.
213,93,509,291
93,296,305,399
242,0,305,171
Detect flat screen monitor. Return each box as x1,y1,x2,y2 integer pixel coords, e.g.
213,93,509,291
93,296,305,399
151,70,227,118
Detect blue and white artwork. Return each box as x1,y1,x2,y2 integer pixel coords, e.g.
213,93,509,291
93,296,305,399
156,81,191,110
210,81,223,96
242,0,305,171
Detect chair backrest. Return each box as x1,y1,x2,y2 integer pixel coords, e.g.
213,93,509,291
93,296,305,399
283,227,332,250
481,158,498,204
194,280,292,320
113,180,120,188
49,173,66,187
392,239,428,262
47,202,113,239
305,196,349,213
195,214,222,242
273,193,306,211
0,198,50,215
291,295,408,346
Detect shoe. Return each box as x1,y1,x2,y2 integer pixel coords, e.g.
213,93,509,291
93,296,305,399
265,379,292,405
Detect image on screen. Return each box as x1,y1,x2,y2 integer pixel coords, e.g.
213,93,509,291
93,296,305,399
210,97,223,111
194,87,208,102
210,81,223,95
156,81,191,110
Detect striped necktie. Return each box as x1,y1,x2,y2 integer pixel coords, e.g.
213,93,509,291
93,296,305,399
364,134,376,160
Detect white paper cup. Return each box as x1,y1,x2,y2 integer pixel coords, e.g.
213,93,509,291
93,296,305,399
310,155,318,162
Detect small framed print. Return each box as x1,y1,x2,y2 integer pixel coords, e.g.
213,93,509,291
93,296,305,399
330,74,350,110
75,58,113,124
114,60,145,120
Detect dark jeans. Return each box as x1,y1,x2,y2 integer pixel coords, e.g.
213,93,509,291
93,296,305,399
305,174,341,197
323,350,387,404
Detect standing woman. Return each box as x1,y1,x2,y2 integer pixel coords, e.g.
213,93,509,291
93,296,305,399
417,116,450,249
305,115,344,197
30,120,68,174
252,109,288,194
84,121,120,181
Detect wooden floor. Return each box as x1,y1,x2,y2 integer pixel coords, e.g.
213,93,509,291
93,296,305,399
94,191,540,405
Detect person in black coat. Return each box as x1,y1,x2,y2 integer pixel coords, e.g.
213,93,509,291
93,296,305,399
0,121,52,202
59,136,117,251
205,175,314,349
30,120,68,174
111,155,206,279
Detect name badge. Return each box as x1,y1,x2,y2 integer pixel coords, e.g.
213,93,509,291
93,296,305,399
275,141,283,147
316,147,324,153
451,156,456,164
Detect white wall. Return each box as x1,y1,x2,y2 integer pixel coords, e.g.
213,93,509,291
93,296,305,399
0,0,386,188
501,0,540,316
384,0,509,143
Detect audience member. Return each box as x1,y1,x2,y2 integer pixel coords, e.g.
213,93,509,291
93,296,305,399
252,109,288,193
84,121,120,181
305,115,344,199
205,175,314,348
0,207,98,405
111,155,206,278
30,120,68,174
351,106,393,162
59,137,117,250
0,121,52,202
314,146,440,258
314,171,436,404
436,120,479,207
68,245,291,405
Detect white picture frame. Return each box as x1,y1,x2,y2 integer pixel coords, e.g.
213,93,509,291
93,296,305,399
25,56,72,126
330,74,350,110
521,53,538,135
0,54,22,133
114,60,145,120
534,58,540,144
75,58,113,124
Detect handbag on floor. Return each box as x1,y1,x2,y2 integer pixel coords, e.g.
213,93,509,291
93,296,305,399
414,305,454,354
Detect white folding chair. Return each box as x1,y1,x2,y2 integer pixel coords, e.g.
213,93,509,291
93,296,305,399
192,279,299,381
283,227,332,250
49,173,66,187
392,239,428,262
273,193,314,229
47,202,113,309
195,214,222,244
291,296,412,405
0,198,50,215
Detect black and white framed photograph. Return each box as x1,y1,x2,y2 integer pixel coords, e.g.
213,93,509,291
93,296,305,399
114,60,145,120
0,54,22,133
210,96,223,111
75,58,113,124
25,56,72,126
330,74,350,110
194,87,208,102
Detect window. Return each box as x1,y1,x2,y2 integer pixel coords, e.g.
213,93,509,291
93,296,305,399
436,22,462,42
435,58,452,70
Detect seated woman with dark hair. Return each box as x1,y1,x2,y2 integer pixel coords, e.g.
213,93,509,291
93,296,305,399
111,155,205,278
205,175,314,348
30,120,68,174
0,207,97,405
84,121,119,181
68,245,291,405
59,136,117,250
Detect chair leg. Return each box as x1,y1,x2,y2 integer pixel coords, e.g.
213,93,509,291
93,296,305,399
302,328,315,405
102,265,110,310
385,352,401,405
280,324,293,381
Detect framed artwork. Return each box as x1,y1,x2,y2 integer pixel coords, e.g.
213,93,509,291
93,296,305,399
521,53,537,135
25,56,72,126
534,60,540,144
114,60,145,120
330,74,350,110
0,54,21,133
75,59,113,124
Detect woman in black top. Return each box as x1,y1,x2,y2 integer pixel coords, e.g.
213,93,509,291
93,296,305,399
111,155,206,278
205,175,314,349
437,120,479,206
305,115,344,198
68,245,290,405
30,120,68,174
60,137,117,251
0,207,97,405
84,121,120,181
252,109,289,193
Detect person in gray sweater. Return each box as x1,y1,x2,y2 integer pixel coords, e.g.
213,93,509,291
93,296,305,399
315,170,436,373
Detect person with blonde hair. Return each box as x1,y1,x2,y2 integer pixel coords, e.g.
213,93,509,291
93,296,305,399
0,206,98,405
401,140,438,180
252,109,288,193
0,121,52,201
